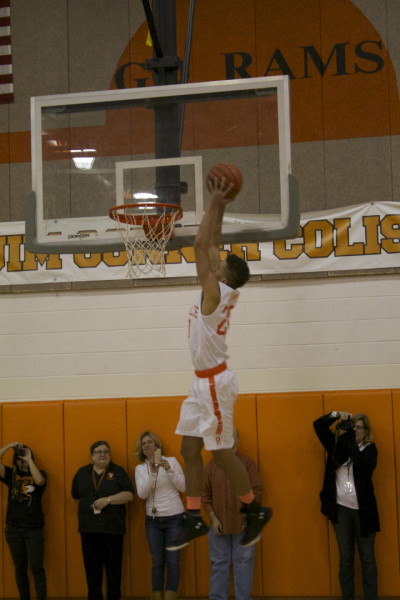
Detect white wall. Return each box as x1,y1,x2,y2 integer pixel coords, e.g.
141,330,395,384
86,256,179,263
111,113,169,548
1,274,399,402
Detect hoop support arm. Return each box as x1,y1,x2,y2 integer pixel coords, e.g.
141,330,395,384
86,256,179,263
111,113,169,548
25,192,126,254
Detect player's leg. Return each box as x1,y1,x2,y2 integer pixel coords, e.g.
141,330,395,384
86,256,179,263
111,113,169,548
175,385,204,493
211,447,251,495
166,436,209,551
208,371,272,547
211,447,272,547
181,435,205,498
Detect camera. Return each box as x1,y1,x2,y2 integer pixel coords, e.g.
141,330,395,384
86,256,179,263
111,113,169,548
336,419,354,432
14,445,27,458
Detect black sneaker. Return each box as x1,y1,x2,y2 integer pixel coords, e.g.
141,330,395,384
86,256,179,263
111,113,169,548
241,506,272,547
166,513,209,551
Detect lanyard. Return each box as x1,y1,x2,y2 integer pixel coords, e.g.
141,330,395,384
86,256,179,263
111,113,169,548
146,461,159,517
92,469,107,493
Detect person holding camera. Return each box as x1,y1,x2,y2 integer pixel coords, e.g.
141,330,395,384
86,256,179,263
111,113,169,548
134,431,185,600
0,441,47,600
313,412,379,600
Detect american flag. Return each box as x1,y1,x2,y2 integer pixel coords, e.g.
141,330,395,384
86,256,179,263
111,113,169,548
0,0,13,104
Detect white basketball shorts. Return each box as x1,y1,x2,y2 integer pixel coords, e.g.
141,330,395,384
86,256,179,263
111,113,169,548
175,367,238,451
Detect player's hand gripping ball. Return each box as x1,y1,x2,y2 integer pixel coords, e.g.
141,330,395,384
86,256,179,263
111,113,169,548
206,163,243,199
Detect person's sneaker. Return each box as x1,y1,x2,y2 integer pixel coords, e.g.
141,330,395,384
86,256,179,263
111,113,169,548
166,513,209,551
241,506,273,547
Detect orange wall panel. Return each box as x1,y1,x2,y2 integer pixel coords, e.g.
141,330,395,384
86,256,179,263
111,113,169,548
0,391,399,599
256,392,331,597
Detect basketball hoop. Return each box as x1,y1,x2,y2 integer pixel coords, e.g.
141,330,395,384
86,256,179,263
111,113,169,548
109,202,183,278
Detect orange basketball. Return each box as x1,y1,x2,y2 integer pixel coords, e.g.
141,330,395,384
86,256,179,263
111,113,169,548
206,163,243,199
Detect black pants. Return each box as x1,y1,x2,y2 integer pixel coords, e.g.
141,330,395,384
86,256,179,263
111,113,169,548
5,526,47,600
333,505,378,600
80,532,124,600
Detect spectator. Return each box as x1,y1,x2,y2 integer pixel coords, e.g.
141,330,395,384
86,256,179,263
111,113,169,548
0,441,47,600
135,431,185,600
71,440,134,600
201,429,263,600
313,412,380,600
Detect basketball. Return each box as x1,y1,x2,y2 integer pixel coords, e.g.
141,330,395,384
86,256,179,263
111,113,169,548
206,163,243,198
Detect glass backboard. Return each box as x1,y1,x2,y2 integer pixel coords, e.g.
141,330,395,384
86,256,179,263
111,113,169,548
26,75,299,253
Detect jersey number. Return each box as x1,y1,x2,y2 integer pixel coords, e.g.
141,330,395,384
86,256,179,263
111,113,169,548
216,305,234,335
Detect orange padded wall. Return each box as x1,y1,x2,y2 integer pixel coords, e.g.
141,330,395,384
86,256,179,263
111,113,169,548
257,392,330,597
0,391,399,599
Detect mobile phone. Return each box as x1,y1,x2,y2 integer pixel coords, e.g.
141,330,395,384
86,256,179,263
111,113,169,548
154,448,161,464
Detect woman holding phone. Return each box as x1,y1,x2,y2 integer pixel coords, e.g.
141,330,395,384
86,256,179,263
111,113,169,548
134,431,185,600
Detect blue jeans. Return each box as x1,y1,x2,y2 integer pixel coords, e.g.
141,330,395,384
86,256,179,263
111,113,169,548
333,505,378,600
5,526,47,600
145,514,184,591
208,528,255,600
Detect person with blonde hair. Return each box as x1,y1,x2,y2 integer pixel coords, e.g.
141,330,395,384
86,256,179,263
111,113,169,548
134,431,185,600
313,411,380,600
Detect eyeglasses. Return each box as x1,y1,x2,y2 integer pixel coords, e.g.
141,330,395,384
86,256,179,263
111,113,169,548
354,425,365,430
92,450,110,454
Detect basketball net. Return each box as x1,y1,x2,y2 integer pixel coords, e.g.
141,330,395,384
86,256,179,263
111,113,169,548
109,202,183,278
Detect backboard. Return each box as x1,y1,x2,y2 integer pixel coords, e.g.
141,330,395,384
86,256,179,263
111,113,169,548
26,75,299,254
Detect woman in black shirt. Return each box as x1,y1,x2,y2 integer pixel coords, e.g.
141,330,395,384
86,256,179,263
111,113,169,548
71,440,134,600
0,441,47,600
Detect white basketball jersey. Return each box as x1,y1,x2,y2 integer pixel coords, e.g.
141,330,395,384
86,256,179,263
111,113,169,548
188,281,239,371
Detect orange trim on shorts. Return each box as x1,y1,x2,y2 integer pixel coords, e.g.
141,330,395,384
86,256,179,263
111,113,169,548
239,490,256,504
195,361,227,378
186,497,202,510
208,375,223,437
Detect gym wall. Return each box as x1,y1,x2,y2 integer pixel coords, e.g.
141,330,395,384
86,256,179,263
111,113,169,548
1,275,399,402
1,2,400,598
1,0,400,220
0,391,399,599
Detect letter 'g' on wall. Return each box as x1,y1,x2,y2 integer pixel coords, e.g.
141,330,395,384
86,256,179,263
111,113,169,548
111,0,399,144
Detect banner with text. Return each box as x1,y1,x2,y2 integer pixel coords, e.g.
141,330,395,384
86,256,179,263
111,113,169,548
1,201,399,285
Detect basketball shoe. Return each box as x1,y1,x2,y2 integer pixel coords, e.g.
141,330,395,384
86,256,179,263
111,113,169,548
166,513,209,551
241,505,273,547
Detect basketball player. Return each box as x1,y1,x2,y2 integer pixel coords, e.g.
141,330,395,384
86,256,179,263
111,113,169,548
167,176,272,551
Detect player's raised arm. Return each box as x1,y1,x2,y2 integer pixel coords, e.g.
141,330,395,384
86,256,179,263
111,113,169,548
194,178,235,315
